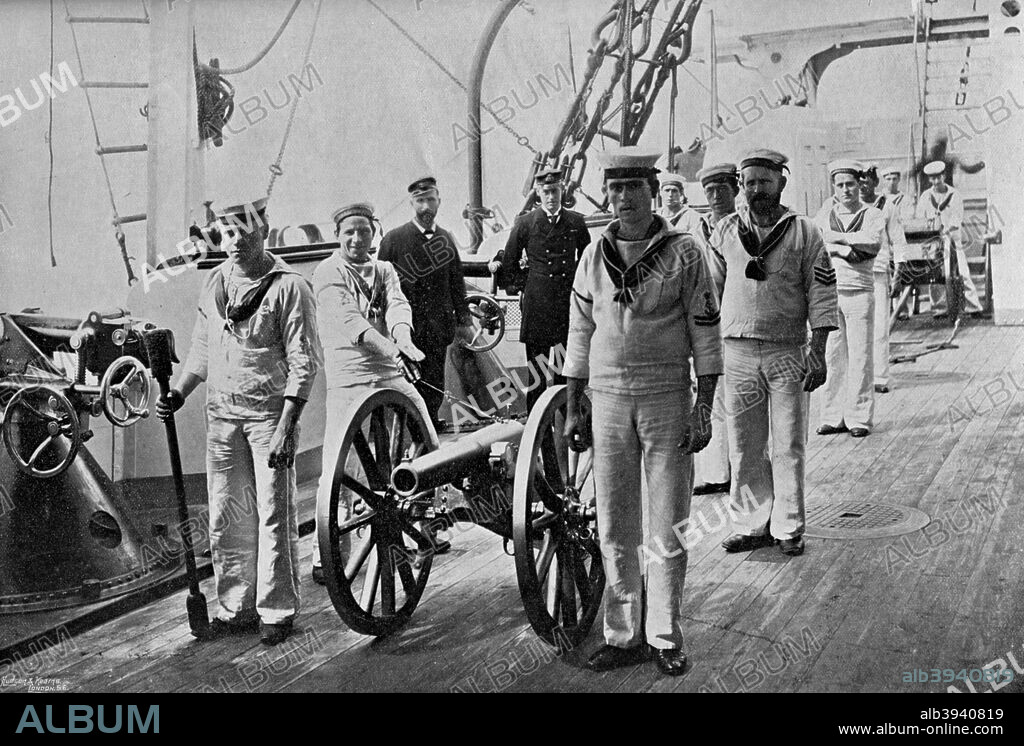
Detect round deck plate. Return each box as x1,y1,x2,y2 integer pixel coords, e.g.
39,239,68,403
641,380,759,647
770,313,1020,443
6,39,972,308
804,501,930,539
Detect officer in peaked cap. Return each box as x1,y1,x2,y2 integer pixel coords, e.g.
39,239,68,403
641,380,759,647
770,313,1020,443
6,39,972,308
378,176,473,431
563,146,723,676
712,147,838,558
490,165,591,412
915,160,984,317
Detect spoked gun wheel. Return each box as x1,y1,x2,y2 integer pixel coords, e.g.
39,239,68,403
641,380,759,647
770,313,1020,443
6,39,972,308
317,389,437,637
512,385,604,647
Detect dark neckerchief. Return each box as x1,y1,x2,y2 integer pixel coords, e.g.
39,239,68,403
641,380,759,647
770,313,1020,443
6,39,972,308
829,203,869,234
930,190,954,213
737,209,797,281
215,263,280,324
870,194,886,210
700,215,713,243
344,262,386,322
892,193,905,206
599,217,670,306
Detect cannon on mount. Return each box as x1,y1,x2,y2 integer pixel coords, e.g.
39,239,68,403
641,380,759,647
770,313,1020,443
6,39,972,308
0,309,178,613
317,385,604,646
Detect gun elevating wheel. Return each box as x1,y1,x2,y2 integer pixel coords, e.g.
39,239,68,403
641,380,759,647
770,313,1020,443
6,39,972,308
100,356,152,427
1,385,81,479
513,385,604,647
460,293,505,353
318,388,436,637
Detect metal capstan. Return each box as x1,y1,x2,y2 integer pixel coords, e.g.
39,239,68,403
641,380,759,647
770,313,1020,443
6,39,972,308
0,311,179,613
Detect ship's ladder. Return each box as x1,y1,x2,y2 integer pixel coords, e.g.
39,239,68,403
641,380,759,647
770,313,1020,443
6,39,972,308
62,0,153,285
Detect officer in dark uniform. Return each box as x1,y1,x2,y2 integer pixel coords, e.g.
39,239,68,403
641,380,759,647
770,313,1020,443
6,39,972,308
489,167,592,412
378,176,472,430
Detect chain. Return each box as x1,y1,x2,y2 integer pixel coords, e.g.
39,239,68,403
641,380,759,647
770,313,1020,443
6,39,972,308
414,379,504,424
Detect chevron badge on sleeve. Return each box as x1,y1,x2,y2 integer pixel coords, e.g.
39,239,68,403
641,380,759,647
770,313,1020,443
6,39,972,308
814,250,836,286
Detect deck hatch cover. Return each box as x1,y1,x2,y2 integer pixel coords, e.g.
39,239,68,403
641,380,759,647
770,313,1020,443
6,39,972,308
805,501,930,539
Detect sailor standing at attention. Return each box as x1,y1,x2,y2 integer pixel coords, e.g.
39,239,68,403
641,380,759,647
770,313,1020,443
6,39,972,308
859,164,908,394
378,177,474,431
915,160,984,317
658,173,702,234
489,167,591,412
156,198,322,646
563,148,723,676
814,160,884,439
711,150,838,557
879,165,914,222
692,163,740,496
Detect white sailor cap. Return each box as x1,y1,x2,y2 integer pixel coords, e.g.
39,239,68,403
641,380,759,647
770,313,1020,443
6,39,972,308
739,148,789,172
696,162,739,186
828,159,865,179
660,174,685,190
923,160,946,176
598,147,662,180
880,165,901,178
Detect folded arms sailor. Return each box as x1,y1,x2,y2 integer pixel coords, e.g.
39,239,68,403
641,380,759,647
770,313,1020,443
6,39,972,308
309,202,440,585
713,150,838,557
563,148,723,677
157,197,322,646
813,160,884,438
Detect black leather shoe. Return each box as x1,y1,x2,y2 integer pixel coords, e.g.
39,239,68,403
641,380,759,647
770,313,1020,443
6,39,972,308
693,481,730,496
651,647,688,676
260,621,294,646
200,616,260,640
586,644,649,672
874,385,890,394
721,533,775,553
816,424,849,435
778,536,805,556
850,428,870,438
311,565,326,586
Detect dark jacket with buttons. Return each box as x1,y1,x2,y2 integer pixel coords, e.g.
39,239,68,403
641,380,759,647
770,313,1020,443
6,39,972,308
496,207,591,348
378,221,470,350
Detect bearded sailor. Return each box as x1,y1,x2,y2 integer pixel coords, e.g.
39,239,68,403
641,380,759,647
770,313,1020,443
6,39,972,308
814,160,884,438
916,160,984,317
712,149,838,557
692,162,740,496
860,164,908,394
564,147,723,676
156,197,322,646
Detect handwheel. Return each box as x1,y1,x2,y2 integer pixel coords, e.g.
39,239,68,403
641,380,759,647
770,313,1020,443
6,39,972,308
100,356,152,427
459,293,505,353
513,385,604,647
317,388,436,637
2,385,81,479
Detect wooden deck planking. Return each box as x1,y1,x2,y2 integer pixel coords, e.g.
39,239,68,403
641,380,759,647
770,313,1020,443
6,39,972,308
6,320,1024,693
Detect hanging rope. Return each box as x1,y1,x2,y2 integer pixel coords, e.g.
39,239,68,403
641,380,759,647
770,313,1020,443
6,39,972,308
218,0,303,75
266,0,323,200
62,0,137,285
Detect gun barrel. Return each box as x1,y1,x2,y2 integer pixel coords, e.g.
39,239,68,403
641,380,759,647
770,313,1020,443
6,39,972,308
390,421,524,497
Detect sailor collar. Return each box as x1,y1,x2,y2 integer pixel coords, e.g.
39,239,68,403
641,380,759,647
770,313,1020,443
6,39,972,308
214,254,298,325
597,215,681,306
736,206,798,281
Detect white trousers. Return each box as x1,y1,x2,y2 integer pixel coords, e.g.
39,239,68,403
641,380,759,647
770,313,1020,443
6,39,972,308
873,271,891,389
312,377,437,567
929,244,983,314
206,416,300,626
592,389,692,650
694,382,730,485
821,288,875,432
724,339,808,540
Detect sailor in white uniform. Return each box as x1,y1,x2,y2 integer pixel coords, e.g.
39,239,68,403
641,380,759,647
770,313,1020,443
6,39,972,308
712,149,838,558
692,163,738,496
658,174,702,234
859,164,908,394
814,160,884,438
564,148,723,676
157,198,322,646
916,160,984,316
879,165,914,222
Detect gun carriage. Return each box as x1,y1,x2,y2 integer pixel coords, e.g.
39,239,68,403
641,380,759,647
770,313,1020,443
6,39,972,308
317,385,604,647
